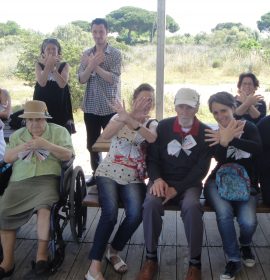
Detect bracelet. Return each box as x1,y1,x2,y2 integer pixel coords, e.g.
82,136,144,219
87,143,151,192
134,123,142,131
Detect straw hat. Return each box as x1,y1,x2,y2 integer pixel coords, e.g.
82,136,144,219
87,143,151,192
19,100,52,119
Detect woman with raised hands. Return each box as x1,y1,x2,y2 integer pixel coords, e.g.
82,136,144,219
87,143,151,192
204,91,262,280
85,83,157,280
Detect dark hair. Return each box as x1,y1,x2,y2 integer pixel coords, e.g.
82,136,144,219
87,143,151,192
91,18,108,31
132,83,155,108
40,38,62,55
237,72,259,89
208,91,236,112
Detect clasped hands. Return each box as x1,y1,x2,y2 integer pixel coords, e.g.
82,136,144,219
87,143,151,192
205,119,245,147
40,54,60,72
150,178,177,205
23,136,50,151
238,91,264,107
81,51,104,71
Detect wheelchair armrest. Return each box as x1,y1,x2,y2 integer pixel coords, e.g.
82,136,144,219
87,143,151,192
61,155,75,171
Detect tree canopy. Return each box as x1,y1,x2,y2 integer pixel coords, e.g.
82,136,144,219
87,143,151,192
0,21,22,37
257,12,270,33
106,6,179,44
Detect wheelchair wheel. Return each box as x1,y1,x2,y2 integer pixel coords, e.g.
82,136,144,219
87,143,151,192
69,166,87,242
50,202,67,272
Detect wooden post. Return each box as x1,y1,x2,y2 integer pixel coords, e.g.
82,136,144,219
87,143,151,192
156,0,165,120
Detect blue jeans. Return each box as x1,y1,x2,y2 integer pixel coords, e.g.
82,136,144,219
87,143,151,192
204,179,258,261
89,176,146,261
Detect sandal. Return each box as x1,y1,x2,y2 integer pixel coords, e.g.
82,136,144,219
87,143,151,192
105,246,127,274
85,270,104,280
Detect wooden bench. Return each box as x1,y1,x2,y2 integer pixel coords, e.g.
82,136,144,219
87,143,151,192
82,187,270,213
92,136,110,152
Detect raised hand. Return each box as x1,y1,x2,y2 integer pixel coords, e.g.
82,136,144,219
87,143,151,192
110,99,129,123
131,95,151,120
245,94,264,106
219,119,244,147
205,128,220,146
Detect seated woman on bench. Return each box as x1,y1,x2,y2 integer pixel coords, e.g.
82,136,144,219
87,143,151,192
204,91,262,280
0,88,12,121
85,83,158,280
0,100,73,279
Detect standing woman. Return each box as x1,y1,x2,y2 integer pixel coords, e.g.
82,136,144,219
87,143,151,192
204,91,262,280
234,72,266,124
85,84,157,280
34,38,75,134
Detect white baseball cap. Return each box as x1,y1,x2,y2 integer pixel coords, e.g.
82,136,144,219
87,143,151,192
174,88,200,108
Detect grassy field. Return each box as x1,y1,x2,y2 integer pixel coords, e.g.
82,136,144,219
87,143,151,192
1,43,270,124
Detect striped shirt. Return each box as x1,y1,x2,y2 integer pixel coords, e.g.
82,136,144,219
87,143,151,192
78,44,121,116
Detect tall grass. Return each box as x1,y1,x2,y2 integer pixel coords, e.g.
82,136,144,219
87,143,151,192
1,43,270,122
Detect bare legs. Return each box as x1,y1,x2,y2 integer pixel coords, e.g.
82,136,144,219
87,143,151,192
36,208,50,262
0,230,16,271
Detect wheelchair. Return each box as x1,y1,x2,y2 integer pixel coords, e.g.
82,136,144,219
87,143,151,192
48,157,88,272
0,158,88,274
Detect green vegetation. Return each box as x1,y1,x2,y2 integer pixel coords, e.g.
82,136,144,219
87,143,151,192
0,7,270,124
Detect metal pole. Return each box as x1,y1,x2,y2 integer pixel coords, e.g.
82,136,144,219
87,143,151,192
156,0,165,120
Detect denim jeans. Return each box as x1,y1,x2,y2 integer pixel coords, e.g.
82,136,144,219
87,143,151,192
89,176,146,261
204,179,258,261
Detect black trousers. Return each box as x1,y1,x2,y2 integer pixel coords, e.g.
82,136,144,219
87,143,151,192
84,113,115,173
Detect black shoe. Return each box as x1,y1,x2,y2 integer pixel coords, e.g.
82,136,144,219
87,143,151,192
0,265,15,279
34,260,51,276
241,246,255,267
220,261,241,280
86,176,96,187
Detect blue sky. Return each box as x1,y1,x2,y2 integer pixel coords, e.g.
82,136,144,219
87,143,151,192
1,0,269,34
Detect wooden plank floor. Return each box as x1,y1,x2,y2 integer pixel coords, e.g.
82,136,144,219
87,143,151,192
6,209,270,280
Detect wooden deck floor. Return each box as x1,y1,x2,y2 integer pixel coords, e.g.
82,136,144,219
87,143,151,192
8,208,270,280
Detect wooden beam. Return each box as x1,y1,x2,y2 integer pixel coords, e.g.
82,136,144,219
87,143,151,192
156,0,166,120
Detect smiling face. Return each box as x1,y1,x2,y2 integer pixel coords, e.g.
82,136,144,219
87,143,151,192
239,77,256,96
43,43,59,57
91,24,108,47
210,102,235,128
26,118,47,137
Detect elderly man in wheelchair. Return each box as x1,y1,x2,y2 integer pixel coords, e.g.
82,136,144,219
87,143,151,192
0,100,86,279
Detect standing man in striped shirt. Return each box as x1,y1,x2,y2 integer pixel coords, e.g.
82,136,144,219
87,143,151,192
78,18,122,186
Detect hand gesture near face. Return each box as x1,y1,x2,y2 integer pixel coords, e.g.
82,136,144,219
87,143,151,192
219,119,245,147
205,128,220,147
245,93,264,107
130,95,152,120
205,120,245,147
81,52,104,70
110,99,129,123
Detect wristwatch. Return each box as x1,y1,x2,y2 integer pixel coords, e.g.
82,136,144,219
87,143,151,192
134,123,142,131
